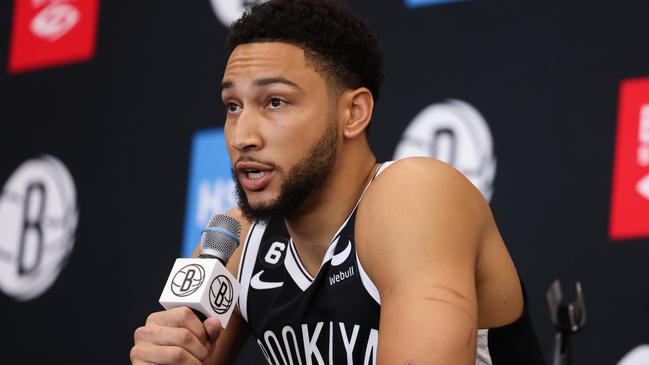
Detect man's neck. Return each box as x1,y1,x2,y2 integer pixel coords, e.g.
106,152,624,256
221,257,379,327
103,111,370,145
284,148,377,276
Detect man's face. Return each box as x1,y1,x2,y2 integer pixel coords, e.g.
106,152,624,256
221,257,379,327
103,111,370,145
221,42,340,221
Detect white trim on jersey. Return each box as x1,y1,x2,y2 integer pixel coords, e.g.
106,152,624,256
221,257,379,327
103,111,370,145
476,329,493,365
284,239,313,291
289,238,314,281
347,161,397,305
356,250,381,305
242,162,399,310
238,221,267,322
320,236,340,267
375,160,396,176
320,161,394,269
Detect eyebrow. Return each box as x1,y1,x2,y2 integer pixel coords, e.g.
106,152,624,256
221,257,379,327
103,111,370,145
221,77,302,91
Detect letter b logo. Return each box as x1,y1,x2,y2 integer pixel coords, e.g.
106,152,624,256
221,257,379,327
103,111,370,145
209,275,234,314
180,269,197,292
171,264,205,297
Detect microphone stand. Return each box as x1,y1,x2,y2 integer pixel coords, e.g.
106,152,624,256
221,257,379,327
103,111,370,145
546,280,586,365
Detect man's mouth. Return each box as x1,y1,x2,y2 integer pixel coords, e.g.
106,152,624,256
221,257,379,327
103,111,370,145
245,170,267,180
236,161,275,191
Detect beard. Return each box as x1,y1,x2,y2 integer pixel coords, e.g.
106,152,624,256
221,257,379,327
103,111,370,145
233,119,338,223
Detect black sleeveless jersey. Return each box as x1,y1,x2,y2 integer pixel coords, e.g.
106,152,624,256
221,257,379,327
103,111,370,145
236,162,545,365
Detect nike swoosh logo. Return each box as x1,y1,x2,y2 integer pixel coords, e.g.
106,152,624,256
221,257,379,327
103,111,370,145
331,241,352,267
250,270,283,290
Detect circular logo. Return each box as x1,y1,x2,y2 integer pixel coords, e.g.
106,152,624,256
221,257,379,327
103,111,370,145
209,0,267,28
0,155,78,301
170,264,206,297
30,3,80,41
393,99,497,202
209,275,234,314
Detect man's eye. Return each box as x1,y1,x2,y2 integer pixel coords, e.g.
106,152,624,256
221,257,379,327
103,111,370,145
268,97,286,109
227,103,242,113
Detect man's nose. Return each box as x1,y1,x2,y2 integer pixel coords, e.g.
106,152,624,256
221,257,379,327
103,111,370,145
230,109,262,152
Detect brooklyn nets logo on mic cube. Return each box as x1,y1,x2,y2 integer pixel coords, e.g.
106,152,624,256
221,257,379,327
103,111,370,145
160,258,241,328
170,264,205,297
209,274,234,314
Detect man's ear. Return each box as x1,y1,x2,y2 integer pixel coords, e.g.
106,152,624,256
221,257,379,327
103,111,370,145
340,87,374,138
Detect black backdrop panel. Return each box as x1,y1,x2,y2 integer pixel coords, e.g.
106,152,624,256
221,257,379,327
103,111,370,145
1,1,649,364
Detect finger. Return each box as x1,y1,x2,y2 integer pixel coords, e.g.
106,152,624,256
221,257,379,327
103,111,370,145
130,359,157,365
146,307,209,348
203,317,223,344
129,348,155,365
134,325,209,361
131,343,202,365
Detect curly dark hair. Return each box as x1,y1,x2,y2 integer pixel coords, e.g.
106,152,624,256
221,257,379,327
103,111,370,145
226,0,384,101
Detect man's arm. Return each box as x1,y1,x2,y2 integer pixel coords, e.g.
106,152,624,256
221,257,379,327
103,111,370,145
356,158,489,364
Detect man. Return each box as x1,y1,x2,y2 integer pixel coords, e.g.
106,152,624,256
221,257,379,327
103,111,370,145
131,0,544,364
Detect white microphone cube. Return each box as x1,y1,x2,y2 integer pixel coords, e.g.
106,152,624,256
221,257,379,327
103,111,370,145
159,258,241,328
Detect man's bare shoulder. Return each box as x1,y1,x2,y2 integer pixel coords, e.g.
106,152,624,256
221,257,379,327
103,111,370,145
362,157,488,213
355,157,489,271
354,157,489,357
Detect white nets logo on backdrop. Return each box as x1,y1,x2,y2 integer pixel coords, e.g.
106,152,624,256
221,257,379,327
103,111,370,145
0,155,78,301
209,0,267,27
618,345,649,365
393,99,496,201
30,1,80,41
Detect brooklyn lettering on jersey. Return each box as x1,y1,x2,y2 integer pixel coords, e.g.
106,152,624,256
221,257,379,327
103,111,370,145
256,321,378,365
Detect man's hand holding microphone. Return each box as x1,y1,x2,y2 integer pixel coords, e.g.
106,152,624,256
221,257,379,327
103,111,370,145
131,214,242,365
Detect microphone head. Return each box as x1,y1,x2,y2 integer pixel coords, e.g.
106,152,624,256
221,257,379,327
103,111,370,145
199,214,241,263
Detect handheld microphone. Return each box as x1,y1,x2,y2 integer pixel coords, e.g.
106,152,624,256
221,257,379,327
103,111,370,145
159,214,242,328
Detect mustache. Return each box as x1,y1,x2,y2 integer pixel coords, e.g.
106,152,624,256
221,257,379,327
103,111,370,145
235,156,280,170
